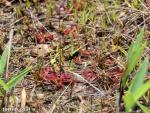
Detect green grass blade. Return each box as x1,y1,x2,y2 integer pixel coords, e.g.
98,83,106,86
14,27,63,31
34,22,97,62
0,79,6,96
0,79,6,87
0,44,9,76
125,0,132,7
127,46,144,72
124,56,149,112
137,101,150,113
81,9,90,26
129,56,149,93
124,92,135,112
121,28,145,87
133,80,150,101
128,28,144,61
4,66,32,91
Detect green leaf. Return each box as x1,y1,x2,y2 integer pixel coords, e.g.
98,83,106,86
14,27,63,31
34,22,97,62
124,92,135,112
133,80,150,101
129,56,149,93
124,80,150,112
0,44,9,76
127,46,144,73
0,79,6,88
0,79,6,96
4,67,32,91
81,9,90,26
121,27,145,87
137,101,150,113
25,0,31,9
125,0,132,7
128,28,144,60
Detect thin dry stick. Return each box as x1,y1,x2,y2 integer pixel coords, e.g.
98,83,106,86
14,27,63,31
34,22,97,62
125,16,150,35
21,87,26,108
4,16,24,28
29,11,39,32
29,10,52,34
49,84,70,113
68,71,105,96
138,0,148,9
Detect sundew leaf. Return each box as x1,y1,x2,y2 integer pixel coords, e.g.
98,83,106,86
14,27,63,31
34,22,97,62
129,56,149,93
0,44,9,76
4,67,32,91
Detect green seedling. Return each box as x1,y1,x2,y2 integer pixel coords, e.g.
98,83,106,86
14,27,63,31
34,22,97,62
25,0,31,9
125,0,132,7
80,8,90,31
109,11,117,22
14,5,22,18
69,35,75,68
125,0,141,9
85,2,96,23
70,35,75,57
131,0,141,9
14,0,29,18
100,15,108,30
112,0,120,6
46,0,55,17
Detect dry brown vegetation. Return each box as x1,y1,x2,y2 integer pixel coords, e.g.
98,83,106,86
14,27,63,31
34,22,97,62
0,0,150,113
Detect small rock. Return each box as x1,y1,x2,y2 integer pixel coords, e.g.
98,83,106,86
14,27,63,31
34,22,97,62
31,44,51,57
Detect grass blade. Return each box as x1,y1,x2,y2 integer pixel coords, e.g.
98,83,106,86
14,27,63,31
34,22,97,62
0,44,9,76
128,28,144,61
134,80,150,101
137,101,150,113
124,92,135,112
4,67,32,91
124,56,149,112
121,28,145,87
0,79,6,88
129,56,149,93
0,79,6,96
68,71,105,96
0,28,13,77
